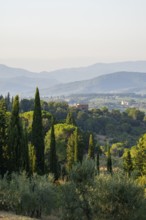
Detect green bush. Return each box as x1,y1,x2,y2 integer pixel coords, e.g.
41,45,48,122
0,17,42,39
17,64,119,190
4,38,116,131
60,159,146,220
60,158,98,220
0,172,57,218
0,166,145,220
95,174,145,220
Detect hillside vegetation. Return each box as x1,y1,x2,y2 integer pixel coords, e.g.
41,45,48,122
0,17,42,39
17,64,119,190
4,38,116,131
0,89,146,219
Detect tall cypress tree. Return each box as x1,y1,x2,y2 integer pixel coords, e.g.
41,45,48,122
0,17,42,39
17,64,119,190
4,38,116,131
0,99,7,176
134,134,146,176
21,126,29,173
66,111,76,125
74,128,79,163
32,87,44,174
29,144,36,174
78,130,85,162
5,92,11,112
123,150,133,177
66,133,74,172
7,95,23,172
107,145,112,175
88,134,94,159
49,124,58,180
96,146,100,175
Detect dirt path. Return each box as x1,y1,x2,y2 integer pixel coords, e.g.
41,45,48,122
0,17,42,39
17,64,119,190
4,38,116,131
0,211,37,220
0,211,59,220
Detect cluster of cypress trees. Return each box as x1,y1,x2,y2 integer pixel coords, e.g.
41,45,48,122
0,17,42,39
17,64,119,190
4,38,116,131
0,88,113,178
0,87,145,179
7,95,29,173
0,88,57,178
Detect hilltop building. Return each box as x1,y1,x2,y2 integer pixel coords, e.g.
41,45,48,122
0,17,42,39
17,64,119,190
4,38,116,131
75,103,89,111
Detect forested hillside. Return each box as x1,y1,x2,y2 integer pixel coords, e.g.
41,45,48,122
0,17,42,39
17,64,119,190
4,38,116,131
40,71,146,96
0,89,146,219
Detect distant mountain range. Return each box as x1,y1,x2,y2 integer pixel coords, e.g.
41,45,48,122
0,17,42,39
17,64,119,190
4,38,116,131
0,64,59,96
45,60,146,82
41,72,146,96
1,61,146,96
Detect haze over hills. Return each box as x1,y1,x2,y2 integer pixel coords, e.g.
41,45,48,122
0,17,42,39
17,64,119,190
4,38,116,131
45,60,146,82
1,61,146,96
0,64,59,96
41,72,146,96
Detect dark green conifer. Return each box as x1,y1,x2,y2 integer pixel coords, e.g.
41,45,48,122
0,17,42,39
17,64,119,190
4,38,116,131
66,111,76,125
49,124,58,180
74,128,79,163
32,87,44,174
78,131,85,162
29,144,36,174
96,146,100,175
66,133,74,172
123,150,133,177
21,126,29,173
5,92,11,111
88,134,94,159
134,134,146,176
7,95,23,172
0,99,7,176
107,145,112,175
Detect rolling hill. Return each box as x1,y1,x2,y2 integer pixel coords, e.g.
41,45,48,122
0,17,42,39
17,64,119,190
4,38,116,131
45,60,146,82
0,64,59,96
41,72,146,96
1,61,146,96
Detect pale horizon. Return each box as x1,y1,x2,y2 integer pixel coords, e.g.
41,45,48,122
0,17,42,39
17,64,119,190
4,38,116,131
0,0,146,72
1,59,146,73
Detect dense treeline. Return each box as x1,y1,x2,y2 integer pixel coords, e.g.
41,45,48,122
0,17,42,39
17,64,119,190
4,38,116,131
0,89,146,219
1,89,146,178
22,97,146,145
1,92,146,145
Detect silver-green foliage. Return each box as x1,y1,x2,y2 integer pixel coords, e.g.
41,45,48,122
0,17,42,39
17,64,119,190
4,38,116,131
0,172,56,218
95,174,145,220
60,159,146,220
60,158,97,220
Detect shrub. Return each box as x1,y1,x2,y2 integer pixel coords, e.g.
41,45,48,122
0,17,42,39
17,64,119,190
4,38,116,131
0,172,57,218
94,174,146,220
60,158,98,220
60,159,146,220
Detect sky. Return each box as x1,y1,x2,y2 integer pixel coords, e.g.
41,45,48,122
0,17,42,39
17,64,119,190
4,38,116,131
0,0,146,72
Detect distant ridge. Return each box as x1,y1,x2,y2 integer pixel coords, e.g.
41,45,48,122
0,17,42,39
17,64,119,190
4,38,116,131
0,64,59,96
41,71,146,96
38,60,146,83
1,61,146,96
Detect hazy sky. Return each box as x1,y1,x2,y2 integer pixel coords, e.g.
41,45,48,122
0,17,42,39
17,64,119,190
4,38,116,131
0,0,146,71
